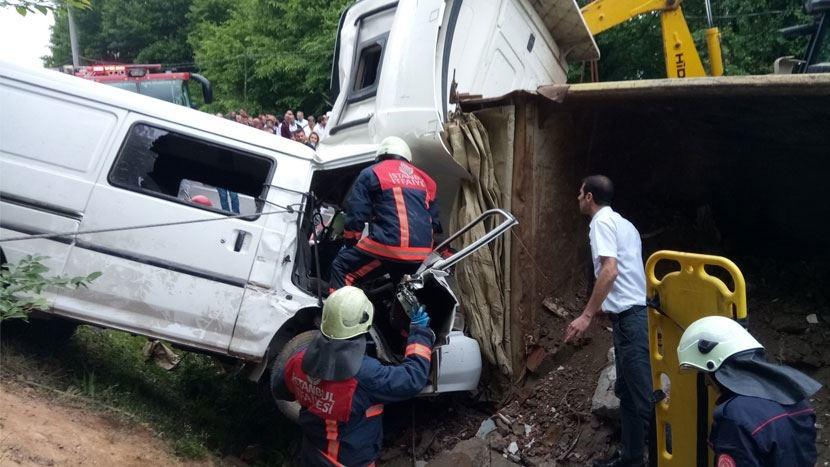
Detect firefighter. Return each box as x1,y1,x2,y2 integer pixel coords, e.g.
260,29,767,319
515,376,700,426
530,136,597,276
677,315,821,466
329,136,441,292
280,286,434,466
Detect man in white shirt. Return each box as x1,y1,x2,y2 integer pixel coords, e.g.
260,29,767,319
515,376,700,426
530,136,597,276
316,113,329,141
564,175,652,467
296,110,308,129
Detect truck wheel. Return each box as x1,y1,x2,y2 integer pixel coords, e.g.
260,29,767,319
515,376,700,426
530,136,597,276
270,330,317,423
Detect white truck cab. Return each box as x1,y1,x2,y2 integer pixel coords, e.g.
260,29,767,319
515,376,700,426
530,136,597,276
320,0,597,160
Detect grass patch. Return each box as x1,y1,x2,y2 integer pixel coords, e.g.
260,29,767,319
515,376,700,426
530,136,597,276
0,323,299,464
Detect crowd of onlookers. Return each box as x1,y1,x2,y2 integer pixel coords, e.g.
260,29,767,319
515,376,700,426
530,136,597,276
215,109,330,149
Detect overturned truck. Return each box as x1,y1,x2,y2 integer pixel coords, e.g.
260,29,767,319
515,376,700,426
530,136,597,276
451,74,830,378
320,0,830,382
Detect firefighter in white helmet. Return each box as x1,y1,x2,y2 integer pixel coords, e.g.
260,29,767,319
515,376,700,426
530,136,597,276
328,136,442,292
280,286,434,466
677,315,821,466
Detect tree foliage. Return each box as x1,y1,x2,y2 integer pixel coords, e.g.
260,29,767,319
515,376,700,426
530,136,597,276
2,0,90,16
45,0,193,67
45,0,815,109
46,0,347,115
0,255,101,322
189,0,349,114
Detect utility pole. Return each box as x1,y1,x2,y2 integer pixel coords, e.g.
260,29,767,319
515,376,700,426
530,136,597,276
67,5,80,67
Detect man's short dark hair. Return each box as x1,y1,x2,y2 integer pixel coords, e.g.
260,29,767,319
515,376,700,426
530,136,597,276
581,175,614,206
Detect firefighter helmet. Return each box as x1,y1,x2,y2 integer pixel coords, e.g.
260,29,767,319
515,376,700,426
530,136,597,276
376,136,412,162
321,286,374,340
677,315,763,372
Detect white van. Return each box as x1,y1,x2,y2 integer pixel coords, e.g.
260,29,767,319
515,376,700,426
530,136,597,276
0,60,518,401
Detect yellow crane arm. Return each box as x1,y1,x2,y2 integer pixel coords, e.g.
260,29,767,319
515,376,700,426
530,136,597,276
581,0,723,78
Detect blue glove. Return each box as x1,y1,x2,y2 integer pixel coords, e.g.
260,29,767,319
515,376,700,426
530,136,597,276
410,305,430,328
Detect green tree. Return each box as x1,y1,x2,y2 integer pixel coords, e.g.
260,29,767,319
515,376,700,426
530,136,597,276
577,0,812,81
45,0,194,67
2,0,90,16
189,0,349,114
44,2,102,67
715,0,810,75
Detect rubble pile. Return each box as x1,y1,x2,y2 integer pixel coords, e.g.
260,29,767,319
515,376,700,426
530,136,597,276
488,366,615,465
381,257,829,464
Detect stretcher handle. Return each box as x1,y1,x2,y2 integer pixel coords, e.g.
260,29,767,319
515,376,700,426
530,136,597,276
428,209,518,272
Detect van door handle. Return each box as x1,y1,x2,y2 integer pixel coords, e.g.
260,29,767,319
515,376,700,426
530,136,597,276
233,231,247,252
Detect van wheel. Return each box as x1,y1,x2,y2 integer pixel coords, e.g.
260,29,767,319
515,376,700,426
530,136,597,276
270,330,317,423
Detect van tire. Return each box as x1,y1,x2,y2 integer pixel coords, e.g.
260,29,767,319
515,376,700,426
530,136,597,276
270,330,317,423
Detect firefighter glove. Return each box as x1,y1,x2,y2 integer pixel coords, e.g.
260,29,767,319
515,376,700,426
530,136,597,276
410,305,430,328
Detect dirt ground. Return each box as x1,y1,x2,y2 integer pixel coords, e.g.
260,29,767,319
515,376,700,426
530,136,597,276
0,381,212,467
389,259,830,465
0,268,826,466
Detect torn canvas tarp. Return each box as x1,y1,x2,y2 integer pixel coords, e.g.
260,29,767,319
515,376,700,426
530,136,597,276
446,112,512,376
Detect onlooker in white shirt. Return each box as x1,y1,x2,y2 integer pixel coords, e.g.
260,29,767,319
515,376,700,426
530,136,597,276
564,175,651,467
296,111,308,129
304,115,316,137
316,113,329,141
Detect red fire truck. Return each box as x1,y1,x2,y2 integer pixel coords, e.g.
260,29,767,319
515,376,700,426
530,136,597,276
70,63,213,107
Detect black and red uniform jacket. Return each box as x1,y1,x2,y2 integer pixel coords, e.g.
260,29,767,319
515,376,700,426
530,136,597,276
283,325,434,466
709,394,817,466
343,159,441,262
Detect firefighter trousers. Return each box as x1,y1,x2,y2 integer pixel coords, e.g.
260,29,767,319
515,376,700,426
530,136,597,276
329,246,420,293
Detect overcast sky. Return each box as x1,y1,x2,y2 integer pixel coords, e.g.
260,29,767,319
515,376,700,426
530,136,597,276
0,8,54,68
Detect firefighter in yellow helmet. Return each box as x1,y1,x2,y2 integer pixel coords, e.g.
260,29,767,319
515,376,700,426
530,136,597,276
280,286,434,466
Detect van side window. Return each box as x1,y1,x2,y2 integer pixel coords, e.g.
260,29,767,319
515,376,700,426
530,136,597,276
348,33,388,103
109,124,272,216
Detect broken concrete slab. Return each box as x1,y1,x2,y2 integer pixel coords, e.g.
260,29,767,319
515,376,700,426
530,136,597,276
476,418,497,439
425,437,520,467
590,363,619,420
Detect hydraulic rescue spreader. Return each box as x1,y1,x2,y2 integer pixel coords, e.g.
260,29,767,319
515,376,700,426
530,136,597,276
581,0,724,78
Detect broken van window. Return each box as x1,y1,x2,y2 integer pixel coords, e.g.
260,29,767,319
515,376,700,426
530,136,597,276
109,123,272,216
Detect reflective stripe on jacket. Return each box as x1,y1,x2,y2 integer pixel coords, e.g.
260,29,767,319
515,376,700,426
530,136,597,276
284,325,435,466
344,159,441,262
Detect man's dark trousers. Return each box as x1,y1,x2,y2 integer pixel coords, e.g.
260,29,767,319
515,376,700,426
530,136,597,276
610,305,653,463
